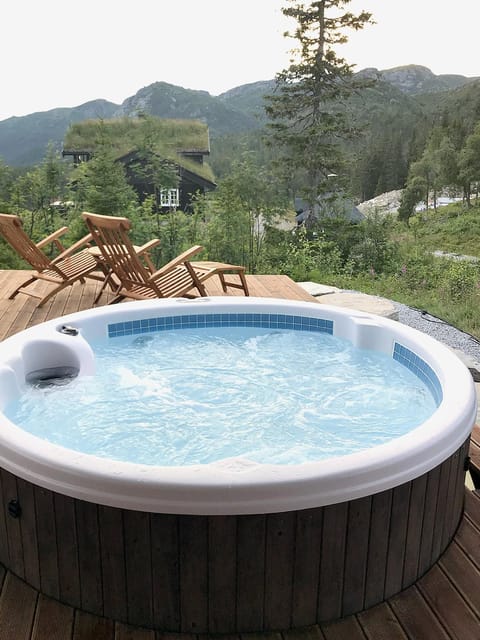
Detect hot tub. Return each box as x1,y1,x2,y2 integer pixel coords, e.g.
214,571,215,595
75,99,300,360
0,297,475,632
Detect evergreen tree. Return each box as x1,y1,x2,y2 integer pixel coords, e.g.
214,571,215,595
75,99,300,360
458,123,480,206
397,177,425,225
9,146,70,238
0,159,15,209
129,115,179,207
265,0,373,215
74,124,137,215
436,135,460,192
206,153,288,273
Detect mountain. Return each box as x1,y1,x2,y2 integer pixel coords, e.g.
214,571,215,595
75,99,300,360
0,100,118,167
364,64,477,95
218,80,275,122
114,81,260,135
0,66,478,167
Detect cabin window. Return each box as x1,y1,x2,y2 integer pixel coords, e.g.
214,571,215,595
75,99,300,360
160,188,180,208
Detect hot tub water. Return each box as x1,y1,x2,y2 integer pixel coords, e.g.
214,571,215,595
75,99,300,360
5,327,437,466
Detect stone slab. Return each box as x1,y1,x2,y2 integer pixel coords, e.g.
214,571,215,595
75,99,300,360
318,291,399,320
297,282,341,296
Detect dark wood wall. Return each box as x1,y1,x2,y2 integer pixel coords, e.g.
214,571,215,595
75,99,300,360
0,439,469,633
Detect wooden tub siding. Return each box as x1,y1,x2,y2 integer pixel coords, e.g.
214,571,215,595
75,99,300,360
208,515,237,633
0,439,468,634
342,495,372,617
317,501,348,622
291,507,323,627
384,481,412,599
150,513,180,630
55,492,80,607
124,509,154,628
99,504,127,622
363,489,393,609
236,513,266,631
16,478,40,591
76,499,102,616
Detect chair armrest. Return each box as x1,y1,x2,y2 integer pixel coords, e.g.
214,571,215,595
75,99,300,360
52,233,94,262
135,238,161,272
36,226,69,252
149,245,204,279
136,238,161,254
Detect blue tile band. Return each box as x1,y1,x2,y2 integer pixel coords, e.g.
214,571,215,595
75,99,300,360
393,342,443,405
108,313,334,338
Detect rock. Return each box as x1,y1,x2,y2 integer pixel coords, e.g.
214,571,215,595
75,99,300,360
357,190,403,218
297,282,399,320
318,291,399,320
297,282,341,296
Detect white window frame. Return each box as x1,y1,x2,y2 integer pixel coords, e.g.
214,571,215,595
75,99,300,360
160,188,180,208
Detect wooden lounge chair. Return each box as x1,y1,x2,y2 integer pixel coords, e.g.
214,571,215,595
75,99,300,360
81,211,249,302
0,213,106,306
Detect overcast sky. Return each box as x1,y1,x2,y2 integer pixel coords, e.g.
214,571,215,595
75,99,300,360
1,0,478,123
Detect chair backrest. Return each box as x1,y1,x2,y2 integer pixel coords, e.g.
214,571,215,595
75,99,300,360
0,213,52,271
81,212,154,291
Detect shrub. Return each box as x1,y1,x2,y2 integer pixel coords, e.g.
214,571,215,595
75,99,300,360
440,260,480,300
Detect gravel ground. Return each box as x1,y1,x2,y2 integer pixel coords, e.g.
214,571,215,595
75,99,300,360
393,301,480,367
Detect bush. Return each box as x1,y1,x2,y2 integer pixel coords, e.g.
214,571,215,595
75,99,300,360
278,230,343,281
440,260,480,300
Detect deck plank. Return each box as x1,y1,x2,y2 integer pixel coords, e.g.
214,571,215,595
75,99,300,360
31,594,74,640
388,585,450,640
464,489,480,530
356,602,408,639
283,625,326,640
0,573,37,640
114,621,156,639
72,610,114,639
320,616,365,640
450,516,480,572
438,540,480,617
417,564,480,640
468,438,480,488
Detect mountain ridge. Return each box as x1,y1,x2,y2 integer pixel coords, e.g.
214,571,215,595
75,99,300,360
0,65,478,167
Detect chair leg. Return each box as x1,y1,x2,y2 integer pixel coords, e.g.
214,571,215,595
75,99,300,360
8,276,38,299
219,273,228,293
36,282,71,307
93,270,118,305
239,271,249,296
218,271,249,296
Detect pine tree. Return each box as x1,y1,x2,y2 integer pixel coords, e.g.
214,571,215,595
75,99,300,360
265,0,373,217
74,124,138,215
459,123,480,199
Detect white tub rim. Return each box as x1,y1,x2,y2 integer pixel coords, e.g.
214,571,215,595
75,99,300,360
0,297,475,515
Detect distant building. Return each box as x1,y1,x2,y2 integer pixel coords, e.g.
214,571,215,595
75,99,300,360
62,116,217,211
294,194,364,226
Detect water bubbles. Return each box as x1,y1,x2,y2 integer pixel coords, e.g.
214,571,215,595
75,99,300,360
5,327,437,466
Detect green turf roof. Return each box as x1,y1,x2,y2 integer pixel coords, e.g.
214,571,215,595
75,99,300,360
63,116,215,182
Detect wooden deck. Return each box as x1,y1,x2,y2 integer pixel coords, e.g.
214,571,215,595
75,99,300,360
0,270,315,341
0,270,479,639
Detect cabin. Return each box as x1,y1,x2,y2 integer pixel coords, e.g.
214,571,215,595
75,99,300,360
62,117,217,211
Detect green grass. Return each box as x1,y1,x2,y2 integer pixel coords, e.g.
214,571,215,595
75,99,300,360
317,201,480,339
400,201,480,256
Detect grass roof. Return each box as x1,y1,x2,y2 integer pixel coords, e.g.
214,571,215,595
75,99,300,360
63,116,215,182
